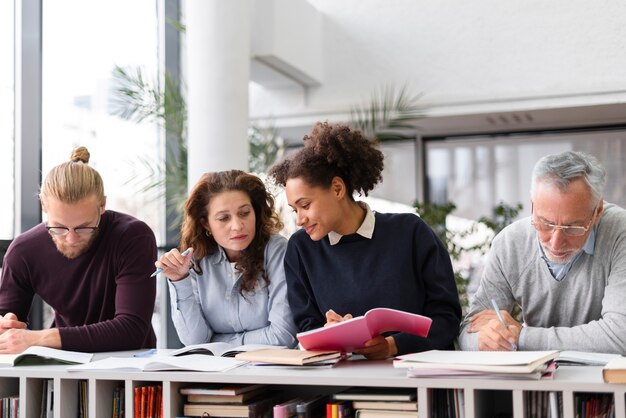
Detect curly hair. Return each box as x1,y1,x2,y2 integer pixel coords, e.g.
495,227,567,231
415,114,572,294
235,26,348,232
269,122,384,197
180,170,283,294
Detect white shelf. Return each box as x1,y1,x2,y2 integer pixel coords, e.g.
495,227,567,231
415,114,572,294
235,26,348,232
1,357,624,418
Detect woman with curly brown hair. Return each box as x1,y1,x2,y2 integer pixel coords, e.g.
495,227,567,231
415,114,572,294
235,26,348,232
269,122,461,359
156,170,297,347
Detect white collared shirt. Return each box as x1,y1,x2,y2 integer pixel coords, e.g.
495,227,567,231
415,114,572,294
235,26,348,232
327,202,376,245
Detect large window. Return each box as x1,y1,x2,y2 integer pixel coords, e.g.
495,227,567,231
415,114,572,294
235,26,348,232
0,1,15,239
42,0,163,243
426,129,626,221
42,1,169,342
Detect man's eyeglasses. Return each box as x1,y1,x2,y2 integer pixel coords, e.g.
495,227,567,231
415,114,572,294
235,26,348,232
531,204,598,237
46,215,101,237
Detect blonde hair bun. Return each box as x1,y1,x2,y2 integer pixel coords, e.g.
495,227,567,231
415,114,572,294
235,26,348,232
70,146,90,164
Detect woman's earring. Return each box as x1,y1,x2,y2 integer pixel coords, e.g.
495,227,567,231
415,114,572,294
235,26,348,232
205,230,211,237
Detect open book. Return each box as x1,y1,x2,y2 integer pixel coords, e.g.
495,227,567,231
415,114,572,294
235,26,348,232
0,346,93,366
556,350,621,366
394,350,558,374
67,354,243,373
297,308,432,351
170,342,283,357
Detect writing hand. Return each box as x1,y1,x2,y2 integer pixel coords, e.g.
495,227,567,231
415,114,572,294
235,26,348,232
324,309,352,327
353,336,398,360
155,248,194,281
0,313,28,336
469,309,520,332
477,318,521,351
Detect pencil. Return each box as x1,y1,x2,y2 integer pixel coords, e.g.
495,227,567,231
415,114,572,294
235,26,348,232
150,248,192,277
491,298,518,351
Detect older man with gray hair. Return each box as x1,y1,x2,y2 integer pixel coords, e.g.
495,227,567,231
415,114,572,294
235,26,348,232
459,151,626,353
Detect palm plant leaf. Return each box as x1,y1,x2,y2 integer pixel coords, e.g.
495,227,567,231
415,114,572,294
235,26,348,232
350,84,425,141
112,65,188,231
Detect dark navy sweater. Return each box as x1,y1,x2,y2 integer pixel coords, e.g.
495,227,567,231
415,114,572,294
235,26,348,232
284,212,461,355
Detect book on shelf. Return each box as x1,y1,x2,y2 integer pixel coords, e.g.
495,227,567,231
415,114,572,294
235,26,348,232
180,383,266,397
39,379,53,418
333,388,416,402
169,342,284,357
393,350,559,374
352,401,417,411
355,410,417,418
67,354,243,372
0,395,19,418
297,308,432,351
234,348,342,365
602,355,626,383
134,384,163,418
273,397,302,418
186,387,267,405
326,400,353,418
183,393,277,418
556,350,620,366
111,385,124,418
0,346,93,366
78,380,87,418
295,395,329,418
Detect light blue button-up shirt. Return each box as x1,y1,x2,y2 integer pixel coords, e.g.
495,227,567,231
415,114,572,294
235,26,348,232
519,226,597,345
168,234,297,347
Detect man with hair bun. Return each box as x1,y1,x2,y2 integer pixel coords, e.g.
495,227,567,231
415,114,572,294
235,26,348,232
0,147,157,353
459,151,626,353
269,122,461,359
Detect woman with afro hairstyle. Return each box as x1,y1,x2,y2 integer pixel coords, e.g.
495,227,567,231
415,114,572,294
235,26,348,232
269,122,461,359
155,170,297,347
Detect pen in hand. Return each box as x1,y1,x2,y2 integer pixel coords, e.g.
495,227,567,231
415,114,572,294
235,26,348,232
490,298,518,351
150,248,192,277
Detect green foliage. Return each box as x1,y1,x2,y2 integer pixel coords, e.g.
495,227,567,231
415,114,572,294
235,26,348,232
414,200,523,309
111,65,188,231
111,66,283,232
478,202,524,235
248,123,284,174
349,84,425,142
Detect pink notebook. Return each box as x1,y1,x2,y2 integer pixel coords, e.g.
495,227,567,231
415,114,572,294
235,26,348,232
297,308,432,351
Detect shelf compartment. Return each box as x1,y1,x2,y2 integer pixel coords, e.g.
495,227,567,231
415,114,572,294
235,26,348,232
573,391,614,417
473,389,512,418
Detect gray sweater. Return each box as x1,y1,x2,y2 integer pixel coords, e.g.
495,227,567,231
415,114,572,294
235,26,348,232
459,202,626,353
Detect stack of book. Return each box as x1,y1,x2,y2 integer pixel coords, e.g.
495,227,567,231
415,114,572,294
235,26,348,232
331,387,418,418
234,348,343,368
180,383,275,418
394,350,559,380
134,384,162,418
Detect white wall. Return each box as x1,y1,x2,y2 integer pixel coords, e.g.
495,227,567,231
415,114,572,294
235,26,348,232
250,0,626,126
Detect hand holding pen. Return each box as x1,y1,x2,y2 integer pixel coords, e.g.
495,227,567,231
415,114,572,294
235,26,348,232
152,248,193,281
324,309,353,327
490,299,518,351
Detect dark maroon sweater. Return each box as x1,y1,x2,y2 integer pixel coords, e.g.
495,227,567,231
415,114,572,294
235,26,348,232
0,210,157,351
